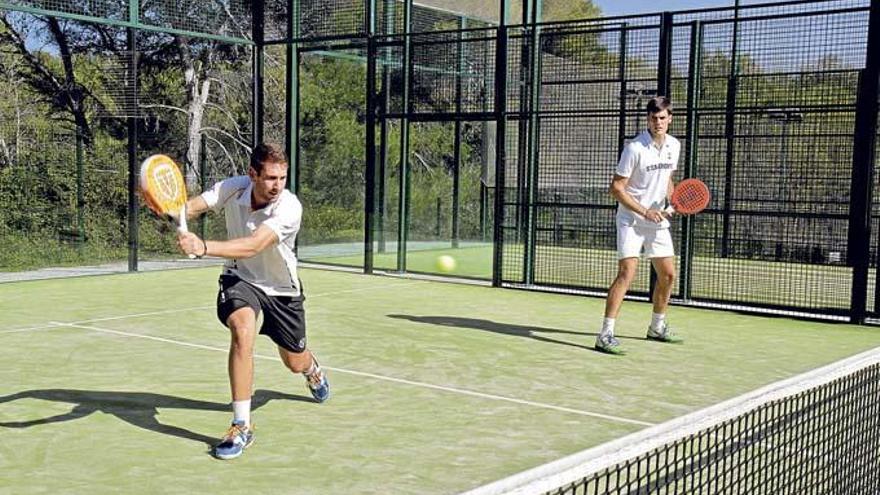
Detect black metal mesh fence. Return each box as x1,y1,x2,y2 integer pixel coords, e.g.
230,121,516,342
0,7,253,272
500,21,660,294
295,48,366,267
409,28,495,115
497,1,876,319
0,0,252,41
2,0,880,322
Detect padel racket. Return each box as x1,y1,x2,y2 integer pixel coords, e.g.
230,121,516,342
139,154,195,258
667,178,710,215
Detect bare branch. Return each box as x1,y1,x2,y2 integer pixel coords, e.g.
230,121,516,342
413,151,433,173
201,126,251,149
139,103,189,116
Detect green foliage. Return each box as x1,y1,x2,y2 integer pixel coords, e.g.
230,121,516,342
0,4,871,275
542,0,602,22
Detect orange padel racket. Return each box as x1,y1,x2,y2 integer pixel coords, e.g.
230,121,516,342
139,154,195,258
669,178,710,215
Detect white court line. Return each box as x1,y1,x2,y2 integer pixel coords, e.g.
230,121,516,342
6,280,426,333
0,323,64,334
74,305,215,324
52,321,654,428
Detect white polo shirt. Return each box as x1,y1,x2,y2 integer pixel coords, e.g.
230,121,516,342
201,175,302,297
615,130,680,229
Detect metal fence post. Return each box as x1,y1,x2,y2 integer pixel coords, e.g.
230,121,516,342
849,0,880,323
650,12,673,299
127,26,138,272
252,0,265,146
680,20,703,300
396,0,412,273
365,0,377,274
492,25,509,288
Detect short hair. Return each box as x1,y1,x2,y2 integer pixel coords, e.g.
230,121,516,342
646,96,672,115
250,142,287,174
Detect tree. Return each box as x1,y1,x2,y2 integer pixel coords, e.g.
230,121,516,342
0,13,103,146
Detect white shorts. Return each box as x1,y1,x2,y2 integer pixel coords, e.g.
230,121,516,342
617,220,675,259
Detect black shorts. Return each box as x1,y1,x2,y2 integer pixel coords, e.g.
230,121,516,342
216,275,307,353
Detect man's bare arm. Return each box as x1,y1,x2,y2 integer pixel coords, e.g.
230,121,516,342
178,224,278,259
184,196,210,220
609,174,647,215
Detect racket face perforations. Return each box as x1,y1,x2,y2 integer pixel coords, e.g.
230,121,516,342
139,155,186,215
671,178,710,215
153,163,180,202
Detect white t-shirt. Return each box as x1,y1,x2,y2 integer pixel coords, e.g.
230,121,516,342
615,130,680,229
201,175,302,297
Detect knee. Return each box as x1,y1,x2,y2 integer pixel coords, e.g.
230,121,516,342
229,326,254,354
615,266,637,285
657,270,676,287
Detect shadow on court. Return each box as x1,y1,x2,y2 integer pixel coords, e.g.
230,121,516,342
387,314,620,351
0,388,311,446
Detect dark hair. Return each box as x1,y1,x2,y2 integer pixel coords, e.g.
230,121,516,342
250,142,287,174
646,96,672,115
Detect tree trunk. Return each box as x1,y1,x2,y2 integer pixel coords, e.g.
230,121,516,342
47,18,93,147
178,38,211,191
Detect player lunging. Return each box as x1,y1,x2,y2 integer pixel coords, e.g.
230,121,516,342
177,143,329,459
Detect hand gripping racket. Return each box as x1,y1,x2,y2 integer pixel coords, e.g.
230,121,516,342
139,154,195,258
666,178,710,216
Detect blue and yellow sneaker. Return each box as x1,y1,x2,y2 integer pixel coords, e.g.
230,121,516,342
305,365,330,403
304,358,330,403
212,421,254,460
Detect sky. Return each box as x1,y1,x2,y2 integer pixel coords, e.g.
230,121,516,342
591,0,778,17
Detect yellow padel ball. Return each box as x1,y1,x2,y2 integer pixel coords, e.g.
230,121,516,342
436,255,457,273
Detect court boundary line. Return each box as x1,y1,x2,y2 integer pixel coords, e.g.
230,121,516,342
2,281,425,334
50,321,654,427
0,323,63,334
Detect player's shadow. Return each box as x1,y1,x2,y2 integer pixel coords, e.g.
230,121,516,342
388,314,614,351
0,388,311,446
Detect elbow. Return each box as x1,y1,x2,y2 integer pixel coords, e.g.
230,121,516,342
236,244,262,259
239,250,259,259
608,185,622,201
239,239,273,259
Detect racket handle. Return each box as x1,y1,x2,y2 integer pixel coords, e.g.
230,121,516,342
176,205,196,259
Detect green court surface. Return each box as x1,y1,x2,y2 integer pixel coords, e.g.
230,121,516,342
2,267,879,494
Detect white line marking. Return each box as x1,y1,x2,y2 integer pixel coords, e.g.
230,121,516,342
52,321,653,427
8,280,426,332
0,323,64,334
322,367,654,426
75,306,215,324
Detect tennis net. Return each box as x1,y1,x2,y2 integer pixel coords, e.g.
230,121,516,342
463,348,880,495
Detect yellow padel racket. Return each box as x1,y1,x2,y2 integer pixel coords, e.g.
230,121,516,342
139,154,195,258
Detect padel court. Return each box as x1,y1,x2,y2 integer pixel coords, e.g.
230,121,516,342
3,266,879,493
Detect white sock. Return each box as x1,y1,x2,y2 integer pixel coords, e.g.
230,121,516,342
600,317,616,336
232,399,251,427
651,313,666,331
